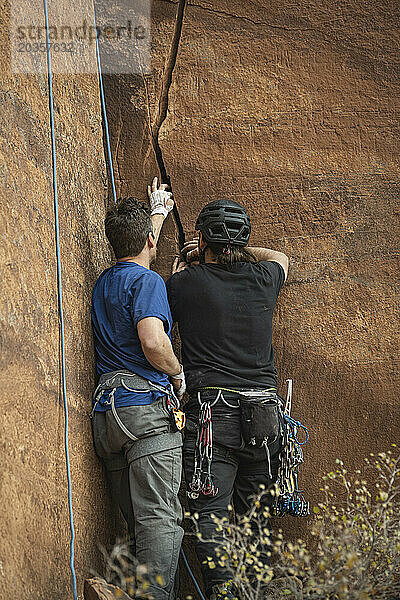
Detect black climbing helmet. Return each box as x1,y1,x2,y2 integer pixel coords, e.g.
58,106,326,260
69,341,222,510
195,199,251,247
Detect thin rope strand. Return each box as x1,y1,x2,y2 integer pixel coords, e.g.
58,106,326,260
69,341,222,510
42,1,78,597
92,0,117,204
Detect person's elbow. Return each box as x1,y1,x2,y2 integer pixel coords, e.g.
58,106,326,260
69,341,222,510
279,252,289,280
140,332,164,355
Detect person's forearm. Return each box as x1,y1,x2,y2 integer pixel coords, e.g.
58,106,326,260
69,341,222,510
247,246,287,263
142,331,181,376
151,214,165,245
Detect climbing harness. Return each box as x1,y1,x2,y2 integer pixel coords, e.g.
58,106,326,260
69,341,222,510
91,370,186,436
188,382,309,517
200,385,277,398
273,380,309,517
188,387,280,499
42,0,77,597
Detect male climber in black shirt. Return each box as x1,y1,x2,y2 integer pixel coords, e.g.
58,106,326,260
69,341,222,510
166,200,288,600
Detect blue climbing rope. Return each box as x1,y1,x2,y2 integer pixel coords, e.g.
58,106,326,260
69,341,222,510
92,0,117,205
181,549,207,600
42,1,78,598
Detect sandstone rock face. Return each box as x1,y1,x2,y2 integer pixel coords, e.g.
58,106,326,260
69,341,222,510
103,0,400,567
0,0,399,599
84,577,132,600
0,2,120,599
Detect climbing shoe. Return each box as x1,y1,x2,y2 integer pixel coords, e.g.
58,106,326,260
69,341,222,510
209,580,240,600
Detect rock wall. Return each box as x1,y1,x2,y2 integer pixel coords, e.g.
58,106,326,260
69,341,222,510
103,0,400,565
0,0,399,598
0,2,122,598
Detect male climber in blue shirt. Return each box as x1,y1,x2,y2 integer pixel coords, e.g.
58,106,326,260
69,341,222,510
91,178,185,600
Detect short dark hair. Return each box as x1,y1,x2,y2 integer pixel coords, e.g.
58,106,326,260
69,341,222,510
105,197,152,259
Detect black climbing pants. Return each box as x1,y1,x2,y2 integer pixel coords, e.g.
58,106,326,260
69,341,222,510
183,415,282,597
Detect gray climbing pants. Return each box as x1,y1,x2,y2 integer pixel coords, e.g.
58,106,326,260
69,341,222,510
92,397,184,600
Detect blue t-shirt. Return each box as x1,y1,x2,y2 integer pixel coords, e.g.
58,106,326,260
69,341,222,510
91,261,173,410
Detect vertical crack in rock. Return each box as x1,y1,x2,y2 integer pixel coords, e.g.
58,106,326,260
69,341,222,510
115,80,123,196
151,0,187,248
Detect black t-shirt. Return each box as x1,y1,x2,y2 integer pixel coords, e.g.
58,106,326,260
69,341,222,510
166,260,285,394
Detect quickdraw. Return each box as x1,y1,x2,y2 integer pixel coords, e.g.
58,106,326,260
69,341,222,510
274,379,309,517
188,392,224,499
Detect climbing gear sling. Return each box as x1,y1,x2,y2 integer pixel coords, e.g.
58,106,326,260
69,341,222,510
273,380,309,517
188,389,239,498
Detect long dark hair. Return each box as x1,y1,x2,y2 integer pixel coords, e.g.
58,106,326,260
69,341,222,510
207,242,257,266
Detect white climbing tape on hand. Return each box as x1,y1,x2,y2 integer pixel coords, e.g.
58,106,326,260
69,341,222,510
171,367,186,397
150,190,174,218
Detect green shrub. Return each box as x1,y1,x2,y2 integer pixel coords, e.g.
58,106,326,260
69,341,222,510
100,447,400,599
99,539,161,598
198,446,400,599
